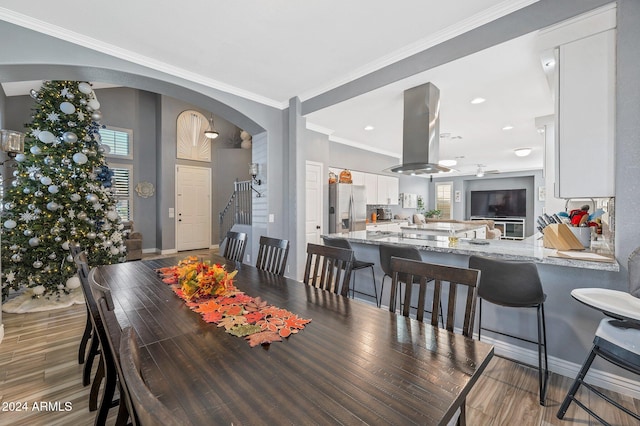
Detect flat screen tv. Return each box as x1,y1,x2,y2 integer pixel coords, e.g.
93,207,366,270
470,189,526,218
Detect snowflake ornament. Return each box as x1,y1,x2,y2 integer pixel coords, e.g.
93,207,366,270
19,212,37,222
47,112,60,122
60,87,69,97
5,271,16,284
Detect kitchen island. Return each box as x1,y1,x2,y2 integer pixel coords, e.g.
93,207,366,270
321,230,638,399
336,229,618,272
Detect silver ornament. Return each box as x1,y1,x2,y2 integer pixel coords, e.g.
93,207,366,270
77,211,87,220
23,187,31,194
80,173,87,179
10,244,19,250
58,217,66,223
28,237,40,247
11,180,19,187
91,111,102,121
44,156,54,165
87,150,96,157
86,193,98,203
67,255,74,262
81,148,89,154
34,190,44,197
29,89,39,99
34,208,42,214
70,229,77,236
62,158,72,165
54,236,63,242
4,202,11,210
33,260,43,269
62,132,78,143
23,229,33,236
11,254,22,262
28,204,36,210
48,253,57,260
79,98,87,105
87,232,97,239
12,170,19,177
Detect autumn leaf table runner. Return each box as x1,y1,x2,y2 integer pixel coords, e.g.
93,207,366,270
157,256,311,347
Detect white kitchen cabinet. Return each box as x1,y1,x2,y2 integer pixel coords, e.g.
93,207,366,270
377,175,399,205
364,173,378,205
555,29,615,198
350,170,365,186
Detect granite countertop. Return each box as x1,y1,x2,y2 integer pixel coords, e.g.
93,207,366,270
329,230,619,272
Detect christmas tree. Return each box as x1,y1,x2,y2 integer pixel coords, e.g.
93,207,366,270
1,81,126,301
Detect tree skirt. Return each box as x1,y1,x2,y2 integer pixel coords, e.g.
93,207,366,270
2,288,84,313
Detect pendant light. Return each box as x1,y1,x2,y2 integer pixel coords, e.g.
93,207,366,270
204,115,219,139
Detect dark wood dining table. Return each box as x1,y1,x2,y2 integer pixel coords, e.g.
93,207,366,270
95,254,494,425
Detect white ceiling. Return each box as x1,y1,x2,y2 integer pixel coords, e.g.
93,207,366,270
0,0,556,176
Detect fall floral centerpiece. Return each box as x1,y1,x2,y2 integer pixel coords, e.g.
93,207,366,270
157,256,311,347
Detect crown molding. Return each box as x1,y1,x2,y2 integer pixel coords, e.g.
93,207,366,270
0,7,286,109
329,135,401,160
298,0,538,102
305,122,334,136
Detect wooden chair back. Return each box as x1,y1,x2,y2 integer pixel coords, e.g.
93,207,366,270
89,268,134,425
389,257,480,337
303,243,354,297
256,236,289,276
119,327,188,426
222,231,248,263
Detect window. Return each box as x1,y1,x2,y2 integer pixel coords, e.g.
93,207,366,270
109,164,133,221
435,182,453,219
98,127,133,159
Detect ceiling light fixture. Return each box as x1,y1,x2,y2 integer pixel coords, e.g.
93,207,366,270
502,125,514,130
514,148,532,157
203,115,219,139
476,167,485,177
364,125,374,131
470,97,486,105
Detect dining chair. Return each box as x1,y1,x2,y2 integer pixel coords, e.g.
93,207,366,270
74,252,106,415
389,257,480,337
303,243,354,297
73,250,93,366
221,231,248,263
557,247,640,424
389,257,479,426
378,244,422,308
119,327,189,426
256,236,289,276
468,255,548,405
86,267,126,425
322,236,378,305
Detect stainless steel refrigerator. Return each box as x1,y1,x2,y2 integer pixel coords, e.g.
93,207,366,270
329,183,367,234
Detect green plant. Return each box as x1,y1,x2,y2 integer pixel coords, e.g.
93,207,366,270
425,209,441,218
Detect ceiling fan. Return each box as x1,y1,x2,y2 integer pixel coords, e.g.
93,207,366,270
475,164,501,177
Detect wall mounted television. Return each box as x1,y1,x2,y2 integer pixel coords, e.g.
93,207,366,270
470,189,527,218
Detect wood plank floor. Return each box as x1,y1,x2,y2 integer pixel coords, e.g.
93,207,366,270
1,255,639,425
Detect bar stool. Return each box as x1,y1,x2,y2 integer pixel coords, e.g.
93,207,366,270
469,255,549,406
378,244,421,308
322,236,378,305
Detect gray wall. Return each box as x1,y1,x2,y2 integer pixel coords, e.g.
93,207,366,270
3,87,252,252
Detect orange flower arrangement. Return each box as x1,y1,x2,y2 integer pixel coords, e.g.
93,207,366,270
158,257,238,301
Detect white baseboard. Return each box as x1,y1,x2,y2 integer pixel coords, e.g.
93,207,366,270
160,248,178,255
478,333,640,400
0,323,4,345
142,248,158,254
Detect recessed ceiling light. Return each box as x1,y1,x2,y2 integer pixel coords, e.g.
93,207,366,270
439,159,457,167
470,97,486,105
364,125,374,131
514,148,532,157
502,125,514,131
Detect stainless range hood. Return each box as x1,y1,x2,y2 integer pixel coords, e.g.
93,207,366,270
389,82,450,175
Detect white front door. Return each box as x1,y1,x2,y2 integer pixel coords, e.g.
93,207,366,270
176,165,211,251
305,161,323,246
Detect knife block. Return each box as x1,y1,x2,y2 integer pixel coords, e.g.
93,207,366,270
543,224,585,251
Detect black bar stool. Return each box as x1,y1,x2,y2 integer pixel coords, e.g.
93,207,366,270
322,236,378,305
469,255,549,406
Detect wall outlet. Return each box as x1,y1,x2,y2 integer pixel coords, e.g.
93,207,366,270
246,254,250,262
268,213,275,223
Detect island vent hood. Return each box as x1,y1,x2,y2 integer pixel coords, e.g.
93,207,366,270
388,82,450,175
